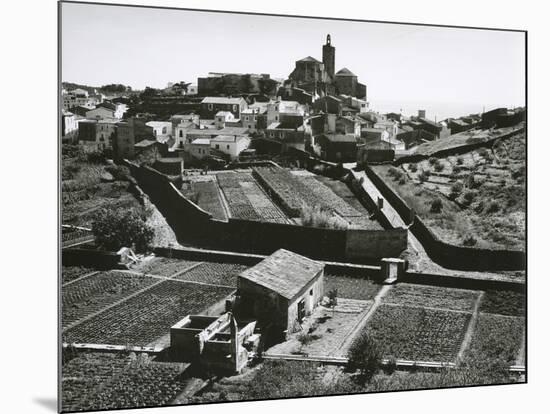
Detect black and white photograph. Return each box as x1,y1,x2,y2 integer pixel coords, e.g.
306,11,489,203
54,0,531,412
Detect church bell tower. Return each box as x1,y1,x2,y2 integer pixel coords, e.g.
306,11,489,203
322,34,335,79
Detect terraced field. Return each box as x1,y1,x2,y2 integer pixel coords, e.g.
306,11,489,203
63,280,235,346
382,284,481,312
131,257,201,277
174,262,248,286
479,289,525,317
62,353,187,412
62,266,97,284
190,180,227,221
365,304,471,362
62,271,158,327
216,172,263,221
324,274,382,301
464,313,525,365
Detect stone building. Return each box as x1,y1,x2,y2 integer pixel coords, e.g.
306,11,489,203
170,313,258,374
237,249,325,338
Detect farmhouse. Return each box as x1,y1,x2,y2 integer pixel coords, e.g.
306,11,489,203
237,249,325,338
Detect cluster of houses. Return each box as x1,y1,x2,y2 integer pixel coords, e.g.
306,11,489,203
61,35,525,169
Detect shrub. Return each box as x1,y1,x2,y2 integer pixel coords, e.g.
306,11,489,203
398,177,406,185
478,148,489,158
485,201,500,214
384,356,397,375
462,190,476,206
92,207,154,252
452,165,461,174
347,332,382,383
300,205,348,230
449,182,463,200
463,235,477,246
428,157,438,165
466,174,481,189
430,198,443,213
433,160,444,172
408,163,418,173
388,167,404,181
473,201,485,214
418,170,431,183
456,157,464,165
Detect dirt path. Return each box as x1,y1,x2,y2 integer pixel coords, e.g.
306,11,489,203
456,291,485,363
62,271,100,288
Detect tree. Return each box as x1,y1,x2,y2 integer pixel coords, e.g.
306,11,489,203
347,331,382,383
92,207,154,252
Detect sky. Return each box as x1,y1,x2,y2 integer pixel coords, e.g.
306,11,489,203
61,2,526,120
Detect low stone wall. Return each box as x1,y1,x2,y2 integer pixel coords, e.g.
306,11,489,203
62,247,122,269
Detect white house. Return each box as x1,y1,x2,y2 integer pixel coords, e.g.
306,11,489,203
146,121,173,143
85,102,127,120
210,135,250,160
61,110,78,137
215,111,236,129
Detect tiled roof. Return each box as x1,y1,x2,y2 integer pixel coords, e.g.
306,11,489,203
134,139,157,148
191,138,211,145
297,56,321,63
238,249,324,300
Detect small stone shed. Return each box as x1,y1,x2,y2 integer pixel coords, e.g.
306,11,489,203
237,249,325,337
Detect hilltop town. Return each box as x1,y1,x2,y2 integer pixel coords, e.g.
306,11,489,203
61,34,526,411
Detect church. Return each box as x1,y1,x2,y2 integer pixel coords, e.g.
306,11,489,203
286,35,367,100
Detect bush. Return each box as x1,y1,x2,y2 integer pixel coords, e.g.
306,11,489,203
473,201,485,214
388,167,404,181
428,157,438,165
300,205,348,230
433,160,444,172
463,235,477,246
466,174,481,189
418,170,430,183
462,190,476,206
485,201,500,214
452,165,461,174
408,163,418,173
92,207,154,252
347,332,382,383
449,182,463,200
384,356,397,375
430,198,443,213
456,157,464,165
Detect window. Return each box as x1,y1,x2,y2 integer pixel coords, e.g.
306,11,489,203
249,125,252,129
162,127,167,134
233,105,237,112
245,116,249,121
216,144,219,149
179,130,183,138
227,144,230,149
310,289,313,296
275,116,278,121
208,103,213,110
